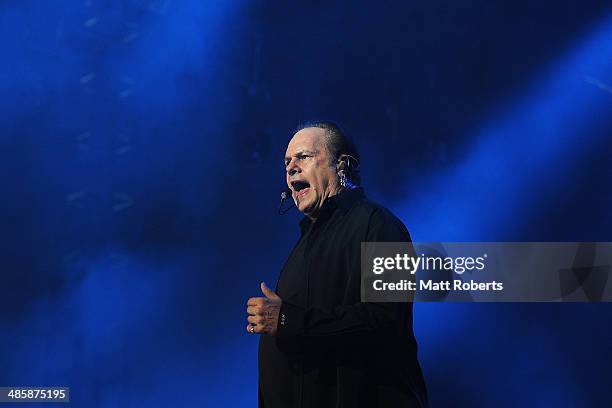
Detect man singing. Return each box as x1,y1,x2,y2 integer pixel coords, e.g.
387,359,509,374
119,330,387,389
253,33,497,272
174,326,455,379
246,121,428,407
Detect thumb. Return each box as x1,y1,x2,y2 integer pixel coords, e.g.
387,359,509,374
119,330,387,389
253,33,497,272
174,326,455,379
261,282,279,300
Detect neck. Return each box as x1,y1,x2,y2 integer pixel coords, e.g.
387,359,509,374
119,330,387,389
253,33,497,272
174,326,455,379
305,185,343,221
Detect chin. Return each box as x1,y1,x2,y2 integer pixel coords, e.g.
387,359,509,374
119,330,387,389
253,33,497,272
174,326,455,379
298,202,313,214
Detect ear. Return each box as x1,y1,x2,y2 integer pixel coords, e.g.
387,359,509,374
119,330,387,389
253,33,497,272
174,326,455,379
336,155,348,176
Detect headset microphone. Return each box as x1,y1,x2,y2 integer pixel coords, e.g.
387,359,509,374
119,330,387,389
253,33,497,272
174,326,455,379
278,188,295,215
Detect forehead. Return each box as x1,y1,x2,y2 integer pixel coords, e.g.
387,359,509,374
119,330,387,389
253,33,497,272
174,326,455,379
285,127,327,157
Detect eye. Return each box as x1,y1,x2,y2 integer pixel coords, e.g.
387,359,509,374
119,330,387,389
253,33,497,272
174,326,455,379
284,153,312,170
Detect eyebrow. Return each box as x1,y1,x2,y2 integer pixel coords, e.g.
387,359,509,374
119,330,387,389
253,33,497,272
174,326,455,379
284,150,317,164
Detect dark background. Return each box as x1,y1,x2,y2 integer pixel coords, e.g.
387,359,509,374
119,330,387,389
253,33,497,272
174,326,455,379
1,1,611,406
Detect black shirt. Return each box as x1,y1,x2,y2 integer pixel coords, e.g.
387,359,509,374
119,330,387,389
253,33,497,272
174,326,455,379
258,188,428,408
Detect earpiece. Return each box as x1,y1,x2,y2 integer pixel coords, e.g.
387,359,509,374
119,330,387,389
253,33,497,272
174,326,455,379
336,154,359,189
336,154,359,175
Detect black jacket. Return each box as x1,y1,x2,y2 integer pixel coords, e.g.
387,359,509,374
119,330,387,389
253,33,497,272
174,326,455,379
259,188,427,408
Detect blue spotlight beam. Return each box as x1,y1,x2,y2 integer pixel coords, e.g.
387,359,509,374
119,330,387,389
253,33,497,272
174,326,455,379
393,15,612,241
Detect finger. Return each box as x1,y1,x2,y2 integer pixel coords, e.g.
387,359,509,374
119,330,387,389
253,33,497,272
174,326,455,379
246,324,259,334
261,282,279,300
247,306,261,315
247,315,262,325
249,323,263,334
247,297,263,306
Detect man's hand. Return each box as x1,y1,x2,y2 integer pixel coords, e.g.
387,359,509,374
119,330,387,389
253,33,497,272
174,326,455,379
246,282,282,335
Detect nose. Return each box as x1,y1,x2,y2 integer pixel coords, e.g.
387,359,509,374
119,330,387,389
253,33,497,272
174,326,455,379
286,159,300,177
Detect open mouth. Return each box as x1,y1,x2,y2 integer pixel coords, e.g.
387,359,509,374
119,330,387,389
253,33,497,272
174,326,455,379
291,180,311,199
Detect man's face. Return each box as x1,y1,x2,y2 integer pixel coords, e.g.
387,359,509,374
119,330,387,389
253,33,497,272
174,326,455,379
284,128,341,219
